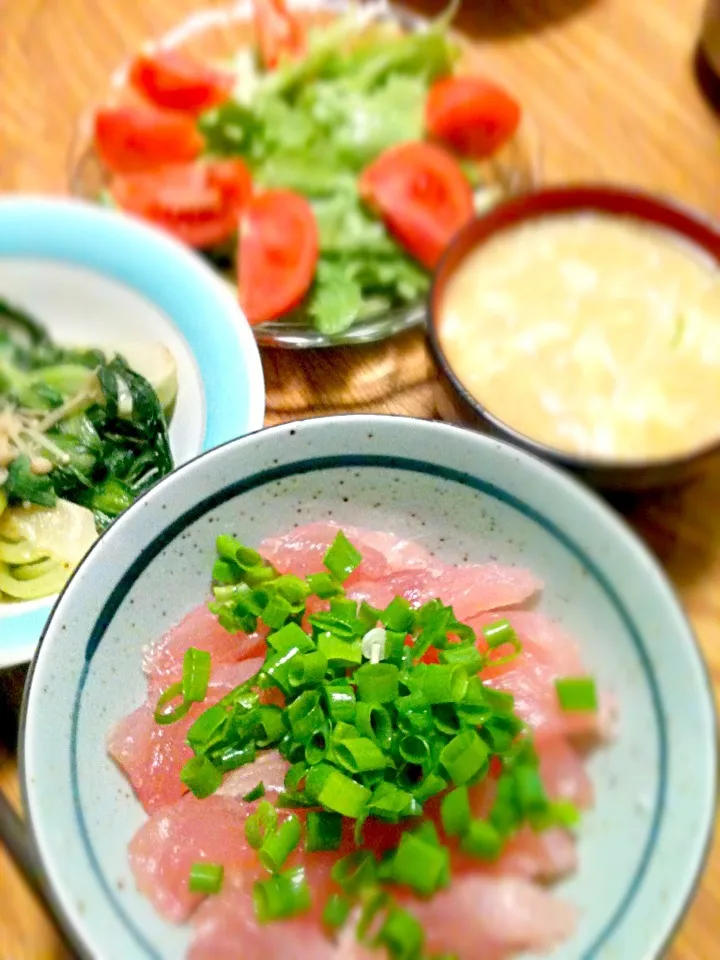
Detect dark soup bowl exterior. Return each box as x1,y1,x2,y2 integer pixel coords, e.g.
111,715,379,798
427,185,720,491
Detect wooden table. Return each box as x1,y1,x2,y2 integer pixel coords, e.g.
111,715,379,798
1,0,719,956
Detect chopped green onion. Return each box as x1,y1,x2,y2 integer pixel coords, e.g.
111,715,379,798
153,681,191,726
378,905,424,959
188,861,224,894
187,704,229,754
358,600,382,629
398,734,431,768
368,782,419,822
460,819,502,860
324,682,356,723
431,704,462,736
439,644,484,675
253,706,287,747
440,786,471,837
306,572,343,598
315,767,372,818
259,814,302,873
243,782,266,802
334,737,388,774
287,689,326,741
289,650,328,687
245,800,279,850
331,851,377,894
330,597,360,621
317,633,363,666
322,892,352,930
323,530,362,582
305,725,330,765
214,742,256,773
412,773,447,804
421,664,468,704
253,866,312,923
380,596,415,633
355,662,400,704
261,592,293,629
182,647,212,703
489,773,520,836
306,811,343,852
483,618,517,649
555,677,598,712
514,766,548,816
267,621,315,655
180,755,222,799
356,702,392,750
390,832,450,896
440,730,489,786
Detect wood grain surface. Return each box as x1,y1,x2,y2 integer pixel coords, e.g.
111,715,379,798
1,0,719,957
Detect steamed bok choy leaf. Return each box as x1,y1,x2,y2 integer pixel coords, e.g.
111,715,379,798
0,296,178,601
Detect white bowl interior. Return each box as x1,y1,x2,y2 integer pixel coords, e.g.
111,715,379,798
21,417,716,960
0,196,265,666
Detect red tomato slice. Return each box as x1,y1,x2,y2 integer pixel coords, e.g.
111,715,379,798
129,49,234,114
253,0,306,70
359,142,474,270
426,76,521,159
111,160,253,249
238,190,319,325
94,106,204,175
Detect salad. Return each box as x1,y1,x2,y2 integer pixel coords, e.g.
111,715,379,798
90,0,524,336
0,297,177,602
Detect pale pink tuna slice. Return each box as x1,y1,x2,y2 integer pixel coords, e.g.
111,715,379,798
129,793,258,923
432,564,542,621
378,564,541,619
143,604,266,690
492,827,577,882
259,522,388,581
108,658,264,812
189,874,377,960
342,527,444,575
411,874,576,958
539,736,594,808
345,579,396,610
474,611,607,743
216,750,289,799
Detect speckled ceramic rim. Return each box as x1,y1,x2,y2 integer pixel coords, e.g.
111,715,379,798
19,415,718,960
427,184,720,476
0,195,266,667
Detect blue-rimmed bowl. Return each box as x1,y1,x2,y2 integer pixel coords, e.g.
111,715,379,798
19,414,716,959
0,195,265,667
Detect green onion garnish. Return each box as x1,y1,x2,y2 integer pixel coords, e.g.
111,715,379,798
258,814,302,873
153,681,191,726
460,819,503,860
253,866,312,923
390,832,450,896
180,755,222,799
323,531,362,582
166,528,597,953
243,782,265,802
306,811,343,852
182,647,212,703
188,861,224,895
322,892,352,930
440,786,471,837
555,677,598,712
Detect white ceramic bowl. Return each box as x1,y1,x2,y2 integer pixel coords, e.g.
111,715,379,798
0,195,265,666
20,415,717,960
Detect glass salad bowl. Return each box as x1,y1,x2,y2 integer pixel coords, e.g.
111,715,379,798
68,0,542,349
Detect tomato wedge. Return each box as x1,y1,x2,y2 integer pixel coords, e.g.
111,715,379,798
111,160,253,249
359,142,474,270
129,49,234,114
238,190,319,325
426,76,521,159
94,106,204,175
253,0,306,70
